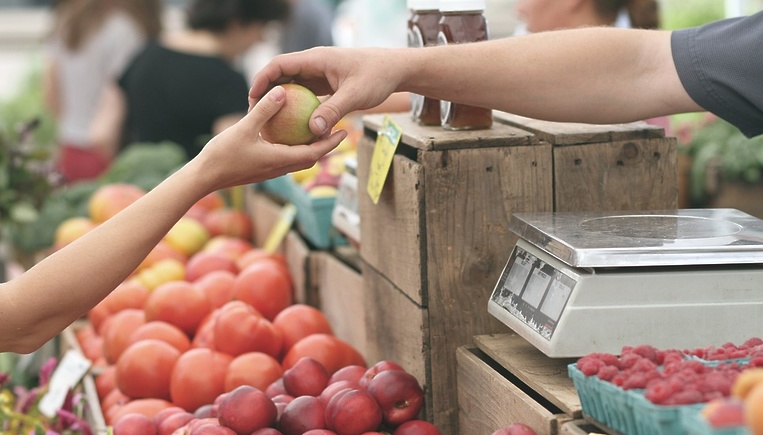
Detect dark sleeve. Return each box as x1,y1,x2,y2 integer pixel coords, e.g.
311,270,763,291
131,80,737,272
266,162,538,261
671,11,763,138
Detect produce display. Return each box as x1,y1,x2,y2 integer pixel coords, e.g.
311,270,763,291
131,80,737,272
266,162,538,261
47,184,442,434
571,340,763,435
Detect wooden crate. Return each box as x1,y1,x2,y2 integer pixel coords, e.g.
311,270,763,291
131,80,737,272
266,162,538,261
457,333,582,435
245,187,321,306
314,246,367,358
356,113,677,433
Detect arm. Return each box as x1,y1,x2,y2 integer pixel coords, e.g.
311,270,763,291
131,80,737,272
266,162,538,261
249,27,702,137
0,86,346,354
89,82,127,159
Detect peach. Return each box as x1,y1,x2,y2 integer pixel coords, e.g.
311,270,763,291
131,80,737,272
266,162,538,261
279,395,327,435
88,183,145,223
394,420,442,435
157,411,195,435
217,385,277,434
283,357,330,397
325,389,381,435
260,84,320,145
701,398,745,428
112,412,158,435
366,369,424,426
164,217,210,257
358,360,405,389
54,216,96,250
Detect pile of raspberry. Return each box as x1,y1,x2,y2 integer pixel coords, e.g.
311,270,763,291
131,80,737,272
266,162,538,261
575,339,763,406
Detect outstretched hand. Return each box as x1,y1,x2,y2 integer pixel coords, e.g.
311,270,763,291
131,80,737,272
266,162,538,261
248,46,402,139
195,85,348,193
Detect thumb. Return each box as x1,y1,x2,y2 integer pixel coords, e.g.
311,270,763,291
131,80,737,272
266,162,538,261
244,85,286,132
309,94,355,138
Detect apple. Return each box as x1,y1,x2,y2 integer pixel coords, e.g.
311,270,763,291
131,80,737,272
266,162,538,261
359,360,405,389
491,423,538,435
393,420,441,435
283,357,331,397
217,385,277,434
366,369,424,426
261,83,321,145
329,365,367,385
278,395,327,435
325,389,382,434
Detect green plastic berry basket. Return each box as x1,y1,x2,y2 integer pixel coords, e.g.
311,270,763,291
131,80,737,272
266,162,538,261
680,405,751,435
569,363,639,435
629,392,704,435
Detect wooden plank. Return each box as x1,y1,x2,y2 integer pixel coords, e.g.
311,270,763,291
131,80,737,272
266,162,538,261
283,230,318,306
494,111,665,146
561,420,608,435
360,261,429,415
421,143,554,431
553,138,678,212
245,187,285,251
457,346,572,435
357,136,426,305
362,113,537,151
317,252,367,358
474,333,581,417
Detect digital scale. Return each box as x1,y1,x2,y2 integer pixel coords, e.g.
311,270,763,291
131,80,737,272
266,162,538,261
488,208,763,358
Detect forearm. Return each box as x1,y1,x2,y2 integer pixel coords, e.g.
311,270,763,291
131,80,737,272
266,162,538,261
400,27,700,124
0,161,209,353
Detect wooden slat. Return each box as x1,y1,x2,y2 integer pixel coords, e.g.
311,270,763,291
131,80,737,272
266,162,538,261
362,113,538,151
474,333,582,418
553,137,678,212
494,111,665,146
317,252,367,358
421,143,554,431
358,136,426,305
457,346,572,435
245,187,285,251
283,230,317,307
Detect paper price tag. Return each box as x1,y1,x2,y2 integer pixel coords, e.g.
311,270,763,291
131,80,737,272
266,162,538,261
367,115,402,205
263,203,297,253
39,349,91,418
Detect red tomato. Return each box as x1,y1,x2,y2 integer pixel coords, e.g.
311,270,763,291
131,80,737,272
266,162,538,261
272,304,334,351
144,281,211,336
108,398,174,426
224,352,284,392
101,309,146,364
282,334,366,375
128,321,191,353
194,270,237,309
232,260,293,321
116,339,181,400
213,301,283,358
170,348,233,412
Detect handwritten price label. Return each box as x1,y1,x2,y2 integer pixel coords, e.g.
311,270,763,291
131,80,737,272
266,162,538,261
367,115,402,204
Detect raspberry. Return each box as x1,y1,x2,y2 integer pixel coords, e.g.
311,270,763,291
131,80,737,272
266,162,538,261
596,365,619,382
622,372,650,390
578,359,605,376
631,344,660,363
629,358,658,374
645,381,674,404
743,337,763,348
619,352,643,370
665,389,704,405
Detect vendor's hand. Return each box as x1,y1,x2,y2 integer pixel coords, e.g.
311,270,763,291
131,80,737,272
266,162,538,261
249,46,401,138
194,85,347,193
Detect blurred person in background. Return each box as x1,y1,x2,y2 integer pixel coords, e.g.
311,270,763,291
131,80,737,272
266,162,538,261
43,0,162,183
280,0,335,54
513,0,669,134
90,0,290,161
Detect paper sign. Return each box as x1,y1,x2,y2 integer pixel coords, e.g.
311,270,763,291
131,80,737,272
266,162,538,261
39,349,91,418
263,203,297,253
367,115,402,204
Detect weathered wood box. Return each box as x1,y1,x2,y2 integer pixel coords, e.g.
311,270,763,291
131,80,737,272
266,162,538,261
356,112,677,433
457,334,581,435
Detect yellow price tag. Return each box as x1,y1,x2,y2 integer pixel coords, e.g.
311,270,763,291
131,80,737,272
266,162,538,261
367,115,402,204
263,203,297,254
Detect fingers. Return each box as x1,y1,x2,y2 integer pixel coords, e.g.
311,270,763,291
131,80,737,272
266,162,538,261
243,85,286,131
309,94,359,138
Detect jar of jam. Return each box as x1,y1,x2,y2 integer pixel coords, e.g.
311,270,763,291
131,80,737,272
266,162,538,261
437,0,493,130
408,0,442,125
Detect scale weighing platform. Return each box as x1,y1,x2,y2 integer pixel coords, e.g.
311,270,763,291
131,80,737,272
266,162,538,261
487,208,763,358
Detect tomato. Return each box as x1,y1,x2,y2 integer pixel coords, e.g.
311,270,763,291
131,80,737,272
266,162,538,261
101,387,129,420
170,348,233,412
194,270,236,309
224,352,283,392
213,301,283,358
102,281,150,313
235,249,288,279
202,208,253,240
232,260,293,321
116,339,181,400
129,321,191,353
136,240,188,273
95,365,117,401
282,334,366,375
144,281,211,336
101,309,146,364
185,251,238,282
272,304,334,351
192,309,220,349
88,300,112,334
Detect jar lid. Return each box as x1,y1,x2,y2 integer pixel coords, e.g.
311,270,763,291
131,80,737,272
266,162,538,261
408,0,439,10
438,0,485,12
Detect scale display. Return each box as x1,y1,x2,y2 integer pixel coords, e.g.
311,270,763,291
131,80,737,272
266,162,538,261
487,209,763,358
490,245,576,340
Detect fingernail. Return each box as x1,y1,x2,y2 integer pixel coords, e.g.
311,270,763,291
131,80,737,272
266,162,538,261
269,86,285,102
314,116,327,134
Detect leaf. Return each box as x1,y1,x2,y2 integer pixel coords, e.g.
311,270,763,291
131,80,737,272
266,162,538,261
10,202,39,224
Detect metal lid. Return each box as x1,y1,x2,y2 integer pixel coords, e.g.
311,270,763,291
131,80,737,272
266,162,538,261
509,209,763,268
